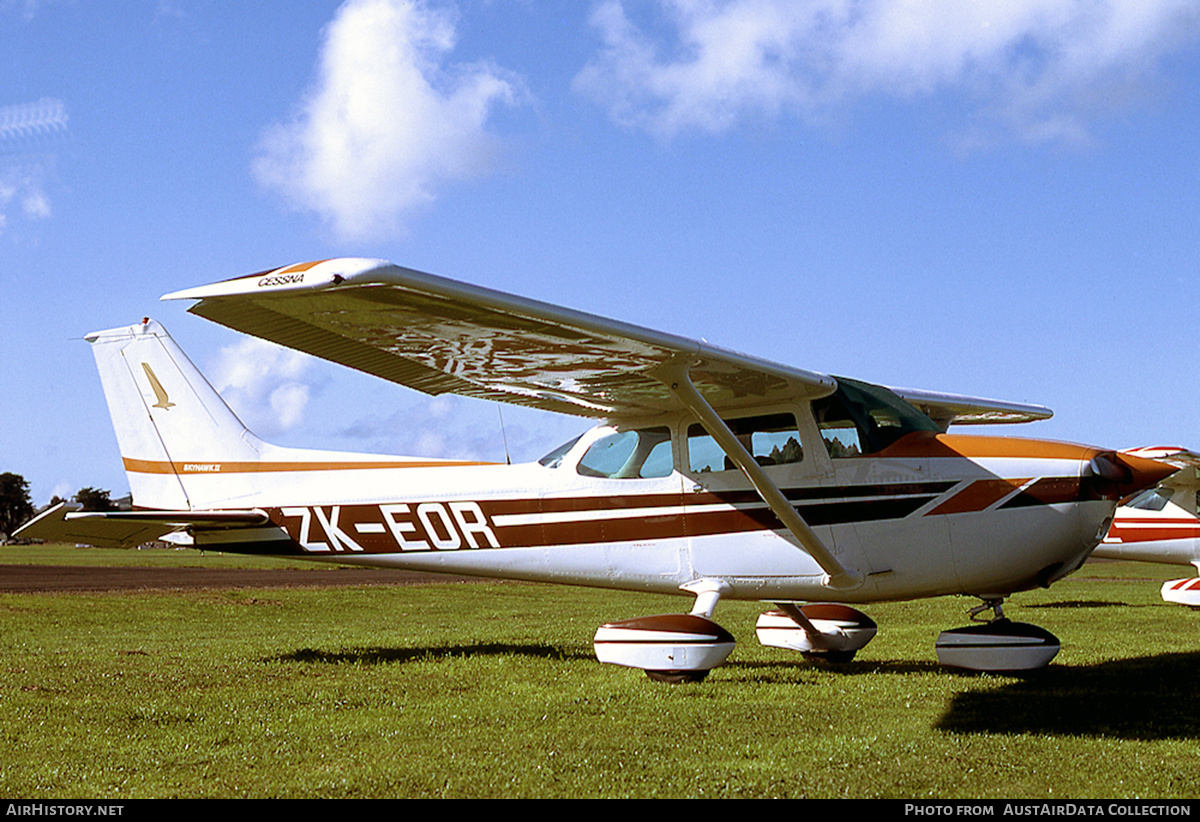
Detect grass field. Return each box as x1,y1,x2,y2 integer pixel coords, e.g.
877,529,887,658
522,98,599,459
2,545,1199,799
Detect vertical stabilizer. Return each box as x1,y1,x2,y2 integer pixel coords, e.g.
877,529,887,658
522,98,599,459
86,319,264,510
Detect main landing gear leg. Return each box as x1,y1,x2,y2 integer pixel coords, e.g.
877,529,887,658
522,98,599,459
935,596,1061,672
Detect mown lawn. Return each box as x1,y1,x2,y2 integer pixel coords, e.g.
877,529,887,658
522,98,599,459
1,547,1198,798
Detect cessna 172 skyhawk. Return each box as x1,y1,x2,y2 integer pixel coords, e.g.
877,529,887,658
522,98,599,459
1092,447,1200,608
17,258,1178,680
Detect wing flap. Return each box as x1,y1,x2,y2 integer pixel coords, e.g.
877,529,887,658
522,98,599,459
164,258,836,418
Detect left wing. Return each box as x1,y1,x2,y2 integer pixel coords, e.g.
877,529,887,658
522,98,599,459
1120,447,1200,471
1120,447,1200,493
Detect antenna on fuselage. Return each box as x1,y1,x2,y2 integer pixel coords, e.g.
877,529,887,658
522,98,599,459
497,406,511,465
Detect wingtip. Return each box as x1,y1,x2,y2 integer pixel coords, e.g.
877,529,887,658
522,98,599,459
160,258,393,302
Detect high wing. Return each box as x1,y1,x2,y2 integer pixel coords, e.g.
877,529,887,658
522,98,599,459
14,502,268,549
163,258,835,417
889,387,1053,430
163,258,1049,423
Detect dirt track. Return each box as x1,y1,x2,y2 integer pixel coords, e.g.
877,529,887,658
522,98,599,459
0,564,482,593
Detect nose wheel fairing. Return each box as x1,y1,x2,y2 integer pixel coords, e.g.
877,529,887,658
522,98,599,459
935,598,1060,671
935,619,1060,671
1162,577,1200,608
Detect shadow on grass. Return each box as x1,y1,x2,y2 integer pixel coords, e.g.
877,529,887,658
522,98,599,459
1024,599,1138,609
731,658,942,678
270,642,593,666
935,651,1200,739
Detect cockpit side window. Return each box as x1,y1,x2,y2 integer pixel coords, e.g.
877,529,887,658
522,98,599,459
576,427,674,479
812,377,940,458
687,413,804,474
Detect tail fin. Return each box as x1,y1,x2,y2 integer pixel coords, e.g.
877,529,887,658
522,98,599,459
87,319,267,510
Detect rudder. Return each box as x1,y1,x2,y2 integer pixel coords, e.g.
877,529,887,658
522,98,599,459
87,319,265,510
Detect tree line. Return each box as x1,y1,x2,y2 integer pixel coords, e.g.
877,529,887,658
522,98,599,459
0,472,118,541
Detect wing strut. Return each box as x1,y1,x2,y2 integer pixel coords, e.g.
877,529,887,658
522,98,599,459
653,364,863,590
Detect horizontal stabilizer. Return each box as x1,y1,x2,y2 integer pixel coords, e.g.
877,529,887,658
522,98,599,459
14,502,268,549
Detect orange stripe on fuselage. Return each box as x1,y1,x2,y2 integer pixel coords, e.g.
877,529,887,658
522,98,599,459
878,432,1106,461
927,478,1032,516
122,457,498,474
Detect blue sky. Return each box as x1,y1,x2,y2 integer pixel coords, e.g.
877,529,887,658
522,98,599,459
2,0,1199,507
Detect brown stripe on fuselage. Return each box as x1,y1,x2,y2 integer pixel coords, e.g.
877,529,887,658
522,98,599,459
264,486,951,555
1106,517,1200,543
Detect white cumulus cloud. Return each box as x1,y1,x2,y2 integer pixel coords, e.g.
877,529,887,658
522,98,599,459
574,0,1200,144
253,0,527,240
208,338,316,437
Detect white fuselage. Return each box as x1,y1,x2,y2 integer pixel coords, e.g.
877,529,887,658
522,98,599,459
188,423,1121,605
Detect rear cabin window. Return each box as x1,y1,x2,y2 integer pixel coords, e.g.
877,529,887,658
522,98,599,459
576,427,674,479
687,413,804,474
811,378,940,458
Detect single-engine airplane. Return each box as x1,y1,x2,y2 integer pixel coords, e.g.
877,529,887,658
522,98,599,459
1092,447,1200,608
17,258,1179,679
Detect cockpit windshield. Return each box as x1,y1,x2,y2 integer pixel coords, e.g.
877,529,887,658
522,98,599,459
538,435,583,468
812,377,941,457
576,427,673,479
538,427,675,479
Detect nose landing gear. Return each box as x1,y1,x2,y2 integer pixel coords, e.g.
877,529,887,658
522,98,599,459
936,597,1060,672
